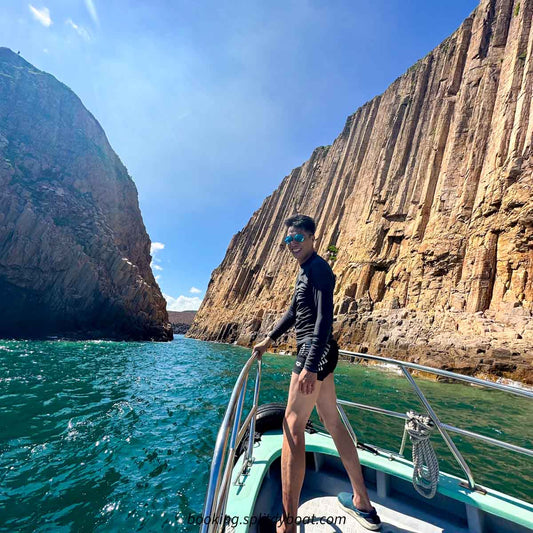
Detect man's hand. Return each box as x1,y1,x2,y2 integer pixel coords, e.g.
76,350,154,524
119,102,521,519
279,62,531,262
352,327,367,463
298,369,317,395
252,337,272,360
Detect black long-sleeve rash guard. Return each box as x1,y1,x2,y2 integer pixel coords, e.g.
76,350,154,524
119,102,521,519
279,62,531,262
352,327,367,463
268,252,335,373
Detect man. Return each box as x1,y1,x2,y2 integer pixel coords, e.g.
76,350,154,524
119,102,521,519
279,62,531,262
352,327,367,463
253,215,381,532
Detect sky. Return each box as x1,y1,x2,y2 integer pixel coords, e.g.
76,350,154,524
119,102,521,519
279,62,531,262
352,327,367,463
1,0,479,311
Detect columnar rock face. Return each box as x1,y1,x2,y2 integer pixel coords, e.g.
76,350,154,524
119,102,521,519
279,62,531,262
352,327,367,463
0,48,172,340
188,0,533,382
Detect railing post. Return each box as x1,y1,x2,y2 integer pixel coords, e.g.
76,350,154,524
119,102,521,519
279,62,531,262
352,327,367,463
214,376,248,528
400,366,478,490
399,426,408,456
244,361,262,467
202,416,233,533
337,403,358,447
200,356,256,533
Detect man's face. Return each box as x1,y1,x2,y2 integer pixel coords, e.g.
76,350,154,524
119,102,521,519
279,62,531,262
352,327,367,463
286,226,314,264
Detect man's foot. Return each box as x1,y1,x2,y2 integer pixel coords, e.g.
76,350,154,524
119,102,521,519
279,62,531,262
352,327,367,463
337,492,382,530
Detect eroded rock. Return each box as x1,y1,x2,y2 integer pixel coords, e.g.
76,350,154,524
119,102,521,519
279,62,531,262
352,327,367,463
0,48,172,341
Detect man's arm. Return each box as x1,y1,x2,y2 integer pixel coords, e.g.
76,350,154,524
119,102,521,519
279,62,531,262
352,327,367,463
253,289,296,359
304,265,335,372
268,290,297,342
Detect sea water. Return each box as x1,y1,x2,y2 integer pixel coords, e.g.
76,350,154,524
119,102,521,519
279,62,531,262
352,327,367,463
0,336,531,531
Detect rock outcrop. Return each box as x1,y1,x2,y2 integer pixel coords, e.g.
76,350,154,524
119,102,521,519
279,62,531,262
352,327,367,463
188,0,533,383
0,48,172,340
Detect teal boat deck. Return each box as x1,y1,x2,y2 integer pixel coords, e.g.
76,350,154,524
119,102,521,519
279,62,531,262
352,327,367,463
225,429,533,533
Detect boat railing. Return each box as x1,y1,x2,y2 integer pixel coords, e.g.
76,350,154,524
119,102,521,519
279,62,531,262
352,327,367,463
336,349,533,492
201,349,532,531
201,354,262,533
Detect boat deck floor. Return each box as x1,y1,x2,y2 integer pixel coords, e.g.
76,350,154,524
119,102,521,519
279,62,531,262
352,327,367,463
252,459,469,533
231,431,532,533
295,470,467,533
298,492,464,533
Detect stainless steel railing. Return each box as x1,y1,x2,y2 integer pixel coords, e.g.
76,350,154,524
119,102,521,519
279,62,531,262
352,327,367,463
337,349,533,491
200,355,262,533
201,349,532,531
339,350,533,399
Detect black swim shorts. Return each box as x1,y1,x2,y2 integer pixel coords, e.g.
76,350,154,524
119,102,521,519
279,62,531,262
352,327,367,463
292,339,339,381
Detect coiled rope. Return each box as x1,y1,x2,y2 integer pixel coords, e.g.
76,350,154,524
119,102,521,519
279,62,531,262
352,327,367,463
405,410,439,498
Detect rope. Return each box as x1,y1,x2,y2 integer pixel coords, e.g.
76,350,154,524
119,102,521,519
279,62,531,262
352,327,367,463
405,410,439,499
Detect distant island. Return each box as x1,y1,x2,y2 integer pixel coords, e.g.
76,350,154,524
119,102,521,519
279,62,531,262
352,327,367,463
168,311,197,334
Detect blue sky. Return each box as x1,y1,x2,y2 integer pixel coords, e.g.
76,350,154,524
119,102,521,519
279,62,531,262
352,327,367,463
1,0,478,310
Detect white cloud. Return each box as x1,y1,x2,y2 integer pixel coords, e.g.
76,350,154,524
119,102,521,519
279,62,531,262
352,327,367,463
151,242,165,254
66,18,91,41
189,287,202,294
164,293,202,312
84,0,99,26
150,241,165,275
29,5,52,27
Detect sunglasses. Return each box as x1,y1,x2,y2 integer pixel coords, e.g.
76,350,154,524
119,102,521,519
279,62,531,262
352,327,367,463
284,234,306,244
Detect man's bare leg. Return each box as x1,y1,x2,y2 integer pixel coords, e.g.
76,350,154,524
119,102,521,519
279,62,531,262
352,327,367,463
276,372,322,533
315,373,372,511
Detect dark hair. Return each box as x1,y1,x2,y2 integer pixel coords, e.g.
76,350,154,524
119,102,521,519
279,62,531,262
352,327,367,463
284,215,316,234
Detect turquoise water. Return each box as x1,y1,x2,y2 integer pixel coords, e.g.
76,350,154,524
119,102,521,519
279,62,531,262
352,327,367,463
0,336,531,532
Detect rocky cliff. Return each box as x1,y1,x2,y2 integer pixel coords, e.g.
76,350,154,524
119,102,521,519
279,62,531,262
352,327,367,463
0,48,172,340
188,0,533,383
